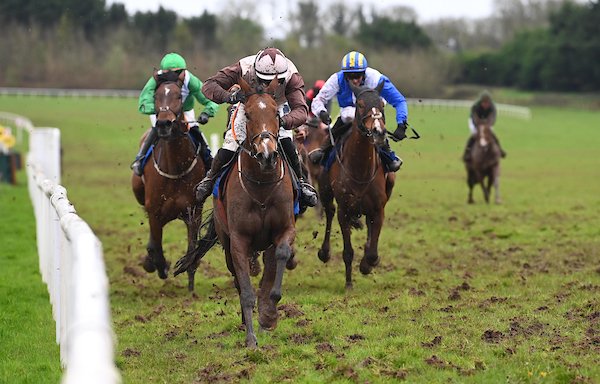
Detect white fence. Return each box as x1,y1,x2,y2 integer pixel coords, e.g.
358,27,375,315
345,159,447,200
1,111,121,383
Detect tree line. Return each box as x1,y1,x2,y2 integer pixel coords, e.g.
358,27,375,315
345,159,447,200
0,0,597,93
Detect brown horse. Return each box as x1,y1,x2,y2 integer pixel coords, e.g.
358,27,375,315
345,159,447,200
465,123,502,204
316,82,395,289
131,70,206,289
295,117,328,214
178,76,295,348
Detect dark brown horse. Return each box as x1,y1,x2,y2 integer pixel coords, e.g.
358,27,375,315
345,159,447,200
178,76,295,348
465,123,502,204
295,117,328,214
131,70,206,289
316,82,395,289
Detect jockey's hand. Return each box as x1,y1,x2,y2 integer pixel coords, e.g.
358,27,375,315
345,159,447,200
318,110,331,125
278,115,287,129
198,112,210,125
228,90,245,104
390,122,407,142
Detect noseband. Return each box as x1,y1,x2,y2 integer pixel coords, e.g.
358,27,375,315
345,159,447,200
356,89,385,138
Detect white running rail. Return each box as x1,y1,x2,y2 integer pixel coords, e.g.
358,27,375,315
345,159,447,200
0,110,121,383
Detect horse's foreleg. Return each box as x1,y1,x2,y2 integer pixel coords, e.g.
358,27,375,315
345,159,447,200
360,211,383,275
258,248,278,331
318,190,335,263
145,216,169,279
229,238,257,348
338,211,355,290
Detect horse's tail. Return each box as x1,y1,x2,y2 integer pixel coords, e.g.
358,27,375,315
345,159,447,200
173,211,218,276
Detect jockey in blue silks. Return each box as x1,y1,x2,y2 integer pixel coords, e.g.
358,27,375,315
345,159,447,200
309,51,408,172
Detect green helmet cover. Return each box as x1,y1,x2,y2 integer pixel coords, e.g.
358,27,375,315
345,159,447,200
160,53,187,70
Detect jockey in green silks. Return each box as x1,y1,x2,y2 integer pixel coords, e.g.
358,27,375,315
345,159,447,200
131,52,219,176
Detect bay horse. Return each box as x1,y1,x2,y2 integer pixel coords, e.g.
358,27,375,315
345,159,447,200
295,117,328,214
178,76,295,348
131,70,206,290
464,123,502,204
316,81,395,289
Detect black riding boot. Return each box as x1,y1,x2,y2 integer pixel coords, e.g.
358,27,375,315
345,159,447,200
491,132,507,158
462,135,476,162
131,127,158,176
195,148,236,203
308,118,350,164
189,126,213,169
280,138,318,208
380,139,403,172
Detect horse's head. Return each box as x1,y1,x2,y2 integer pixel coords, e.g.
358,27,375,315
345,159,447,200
153,70,185,139
239,76,280,171
350,81,387,147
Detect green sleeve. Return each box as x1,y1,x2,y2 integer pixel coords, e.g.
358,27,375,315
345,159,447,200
186,73,219,117
138,77,157,115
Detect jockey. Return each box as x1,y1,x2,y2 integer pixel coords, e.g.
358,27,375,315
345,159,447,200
308,51,406,172
195,47,318,209
463,90,507,162
131,52,219,176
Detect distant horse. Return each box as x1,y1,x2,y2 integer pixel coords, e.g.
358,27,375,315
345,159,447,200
464,123,501,204
316,81,395,289
295,117,327,214
131,70,206,289
176,76,295,348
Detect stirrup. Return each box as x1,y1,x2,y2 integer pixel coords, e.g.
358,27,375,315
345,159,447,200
388,158,403,172
131,159,143,176
300,183,318,207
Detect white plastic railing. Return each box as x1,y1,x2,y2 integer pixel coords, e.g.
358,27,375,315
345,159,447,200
0,111,122,384
407,98,532,119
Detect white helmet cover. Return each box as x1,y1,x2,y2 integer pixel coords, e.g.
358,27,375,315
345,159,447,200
254,48,289,80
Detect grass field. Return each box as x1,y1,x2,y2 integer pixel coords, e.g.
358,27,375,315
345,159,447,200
1,94,599,383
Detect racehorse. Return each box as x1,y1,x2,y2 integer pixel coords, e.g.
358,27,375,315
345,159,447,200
464,123,502,204
295,116,328,214
177,76,295,348
316,81,395,289
131,70,206,290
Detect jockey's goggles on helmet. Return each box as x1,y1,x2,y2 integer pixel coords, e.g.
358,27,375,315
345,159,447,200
345,72,365,80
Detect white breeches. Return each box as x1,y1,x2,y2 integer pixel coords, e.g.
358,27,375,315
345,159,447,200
222,102,293,152
150,110,197,128
468,118,494,135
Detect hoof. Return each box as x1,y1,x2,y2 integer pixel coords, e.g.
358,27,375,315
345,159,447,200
157,261,170,280
142,255,156,273
286,256,298,270
359,258,373,275
246,334,258,349
318,249,330,263
345,282,353,290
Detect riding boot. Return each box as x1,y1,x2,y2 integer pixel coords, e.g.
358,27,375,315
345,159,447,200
380,139,403,172
189,125,213,169
308,117,350,164
281,138,318,208
491,132,507,158
462,135,476,162
131,127,158,176
195,148,236,203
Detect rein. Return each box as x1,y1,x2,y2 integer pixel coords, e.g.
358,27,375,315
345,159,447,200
237,153,285,210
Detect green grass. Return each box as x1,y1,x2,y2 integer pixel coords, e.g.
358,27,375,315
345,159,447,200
1,94,599,383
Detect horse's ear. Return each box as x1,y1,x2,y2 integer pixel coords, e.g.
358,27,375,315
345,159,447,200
239,76,252,94
265,77,279,94
177,69,186,85
153,69,160,82
348,82,361,97
375,80,385,94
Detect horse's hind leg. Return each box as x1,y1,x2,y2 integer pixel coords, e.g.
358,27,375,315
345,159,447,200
467,170,476,204
481,178,490,204
493,165,501,204
185,209,202,292
360,211,383,275
338,211,355,290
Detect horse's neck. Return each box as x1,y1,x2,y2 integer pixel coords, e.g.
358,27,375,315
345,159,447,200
155,135,196,172
342,126,378,174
